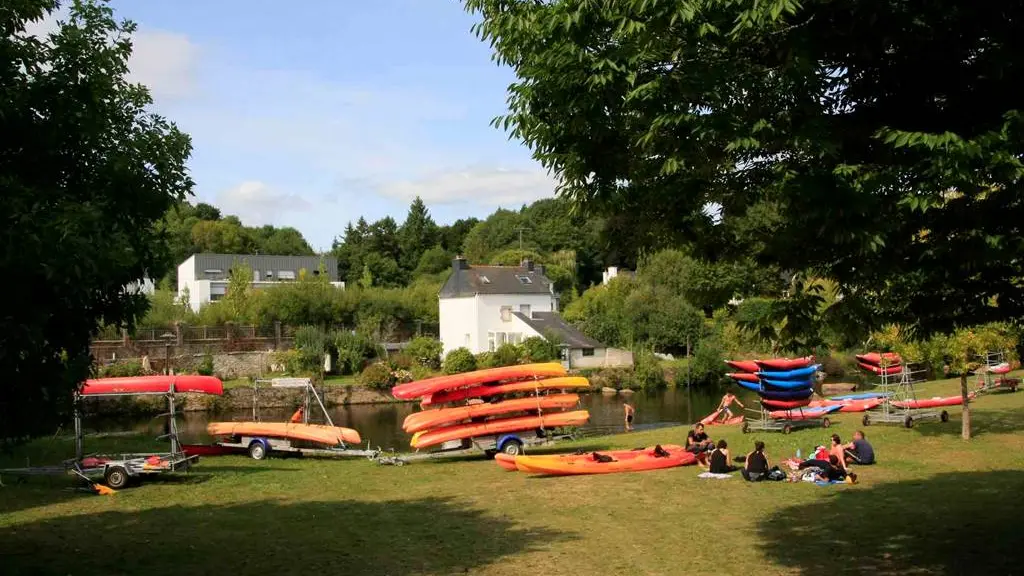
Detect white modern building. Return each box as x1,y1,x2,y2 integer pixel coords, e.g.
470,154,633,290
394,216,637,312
177,253,343,311
439,257,632,368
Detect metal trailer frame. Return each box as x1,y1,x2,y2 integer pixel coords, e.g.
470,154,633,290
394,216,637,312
1,380,204,490
741,404,833,435
861,365,950,428
379,430,577,466
974,350,1019,395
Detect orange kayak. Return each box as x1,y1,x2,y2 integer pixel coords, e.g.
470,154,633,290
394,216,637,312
403,394,580,433
512,444,697,475
421,376,590,407
495,453,519,471
392,363,567,399
207,421,361,446
410,410,590,449
893,394,973,409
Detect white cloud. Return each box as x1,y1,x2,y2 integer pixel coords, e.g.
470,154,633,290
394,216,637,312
376,167,557,206
216,181,312,226
128,30,199,101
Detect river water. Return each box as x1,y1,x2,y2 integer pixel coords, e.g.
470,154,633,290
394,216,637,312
83,387,755,451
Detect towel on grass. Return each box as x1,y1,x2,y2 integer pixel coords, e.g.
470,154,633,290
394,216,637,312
698,472,733,479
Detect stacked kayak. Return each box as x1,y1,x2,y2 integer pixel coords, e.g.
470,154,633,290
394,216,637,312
856,351,904,376
497,444,697,475
725,356,819,413
808,397,884,413
392,364,591,450
206,421,362,446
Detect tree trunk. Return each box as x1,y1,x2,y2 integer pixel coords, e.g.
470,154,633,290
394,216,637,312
960,374,971,440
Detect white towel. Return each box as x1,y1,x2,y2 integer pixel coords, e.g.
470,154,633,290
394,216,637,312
698,472,733,479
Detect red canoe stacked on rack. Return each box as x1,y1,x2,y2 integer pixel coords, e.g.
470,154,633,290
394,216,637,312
392,364,591,450
856,352,904,376
81,375,224,396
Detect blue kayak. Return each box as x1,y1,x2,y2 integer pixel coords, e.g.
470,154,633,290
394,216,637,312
759,387,815,400
761,377,815,389
769,405,842,418
757,364,821,380
827,391,892,401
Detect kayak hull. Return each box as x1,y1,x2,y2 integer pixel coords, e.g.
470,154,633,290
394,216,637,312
761,377,815,390
760,398,813,410
512,445,696,476
756,364,821,380
893,396,968,409
856,352,902,366
726,360,760,373
699,409,745,425
737,380,814,399
82,375,224,396
809,398,884,412
495,453,518,471
858,362,903,376
422,377,589,406
392,363,567,399
756,356,815,371
181,444,244,457
403,394,580,433
726,372,760,383
828,391,891,401
411,410,590,449
769,405,842,420
207,421,362,446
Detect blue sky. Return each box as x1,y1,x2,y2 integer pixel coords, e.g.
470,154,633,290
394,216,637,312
34,1,556,250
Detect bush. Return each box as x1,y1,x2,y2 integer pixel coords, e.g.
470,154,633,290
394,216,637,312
332,331,376,375
359,362,396,391
270,349,303,375
410,365,434,381
589,367,637,390
404,337,443,370
196,352,215,376
475,352,498,369
392,368,414,384
521,336,559,362
632,350,666,390
494,343,523,367
689,336,728,387
443,348,477,374
389,354,414,370
97,359,145,378
294,325,328,373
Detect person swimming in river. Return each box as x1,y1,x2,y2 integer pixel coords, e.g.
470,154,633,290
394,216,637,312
623,402,635,431
717,391,745,422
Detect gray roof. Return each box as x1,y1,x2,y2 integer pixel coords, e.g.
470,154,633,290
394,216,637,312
186,253,339,282
439,264,554,298
513,311,604,349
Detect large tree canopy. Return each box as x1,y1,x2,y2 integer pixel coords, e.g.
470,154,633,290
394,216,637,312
464,0,1024,336
1,0,193,440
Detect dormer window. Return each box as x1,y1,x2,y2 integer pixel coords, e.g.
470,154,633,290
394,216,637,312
480,275,491,284
517,276,532,284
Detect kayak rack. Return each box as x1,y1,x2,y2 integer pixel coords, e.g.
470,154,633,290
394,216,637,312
741,404,832,434
974,350,1019,395
861,364,949,428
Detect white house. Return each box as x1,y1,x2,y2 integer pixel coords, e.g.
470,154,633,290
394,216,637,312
177,253,344,311
439,257,632,368
602,266,635,285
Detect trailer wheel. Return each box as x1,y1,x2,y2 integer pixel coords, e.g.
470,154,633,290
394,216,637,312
782,425,793,435
822,417,832,428
904,416,914,429
940,410,950,423
104,466,129,490
862,414,871,426
501,439,523,456
248,440,268,460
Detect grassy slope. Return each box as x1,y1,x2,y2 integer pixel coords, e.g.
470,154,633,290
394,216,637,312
2,375,1023,575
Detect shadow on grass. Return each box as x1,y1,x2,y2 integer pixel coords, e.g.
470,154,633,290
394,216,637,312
910,406,1024,438
0,496,572,575
758,470,1024,575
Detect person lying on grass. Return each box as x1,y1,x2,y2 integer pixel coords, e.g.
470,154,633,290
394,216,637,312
843,430,875,465
795,455,851,483
741,441,770,482
686,423,714,457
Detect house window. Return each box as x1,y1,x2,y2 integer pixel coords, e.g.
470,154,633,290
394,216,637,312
487,331,496,352
210,293,225,301
266,271,274,279
582,348,595,357
519,304,531,317
509,333,523,345
500,306,512,322
278,270,296,280
203,269,223,275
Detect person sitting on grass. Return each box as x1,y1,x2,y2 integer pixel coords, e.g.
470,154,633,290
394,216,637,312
708,440,739,474
741,441,770,482
686,423,714,454
829,434,849,473
843,430,875,465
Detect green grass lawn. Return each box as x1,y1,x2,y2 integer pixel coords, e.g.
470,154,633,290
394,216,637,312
2,375,1023,575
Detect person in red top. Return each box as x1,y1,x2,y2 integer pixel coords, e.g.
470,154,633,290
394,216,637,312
289,406,304,424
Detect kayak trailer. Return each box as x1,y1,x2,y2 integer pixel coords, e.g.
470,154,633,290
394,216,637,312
377,430,578,466
741,404,833,434
861,367,950,428
0,375,224,490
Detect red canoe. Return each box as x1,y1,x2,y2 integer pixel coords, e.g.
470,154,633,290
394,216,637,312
760,398,813,410
391,363,567,400
893,395,971,409
726,360,760,373
420,377,589,407
727,372,760,383
403,394,580,433
81,375,224,396
808,398,884,413
410,410,590,449
856,352,902,366
858,362,903,376
756,356,815,371
181,444,244,457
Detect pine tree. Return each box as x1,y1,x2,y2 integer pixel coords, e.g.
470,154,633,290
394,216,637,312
399,197,439,273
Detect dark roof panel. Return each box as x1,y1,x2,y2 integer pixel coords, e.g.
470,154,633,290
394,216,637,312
187,253,339,281
439,264,553,298
513,311,604,349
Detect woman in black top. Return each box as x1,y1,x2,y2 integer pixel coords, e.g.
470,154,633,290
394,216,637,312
708,439,739,474
741,441,769,481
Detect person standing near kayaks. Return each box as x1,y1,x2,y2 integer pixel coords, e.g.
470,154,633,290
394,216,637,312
623,402,635,431
717,391,745,422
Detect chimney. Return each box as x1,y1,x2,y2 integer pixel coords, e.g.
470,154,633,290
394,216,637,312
521,258,534,272
453,255,469,273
